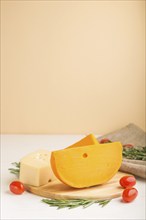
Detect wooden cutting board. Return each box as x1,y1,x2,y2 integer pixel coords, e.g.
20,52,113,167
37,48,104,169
25,171,130,200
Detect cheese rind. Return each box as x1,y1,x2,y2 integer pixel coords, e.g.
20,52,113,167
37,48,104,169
19,150,57,186
51,142,123,188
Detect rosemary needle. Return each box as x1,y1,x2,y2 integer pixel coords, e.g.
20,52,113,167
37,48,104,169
42,199,110,209
8,162,20,176
122,147,146,161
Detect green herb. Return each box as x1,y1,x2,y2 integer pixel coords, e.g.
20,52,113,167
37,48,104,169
123,146,146,161
8,162,20,176
42,198,110,209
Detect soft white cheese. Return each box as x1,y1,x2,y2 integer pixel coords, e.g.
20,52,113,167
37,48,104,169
19,150,57,186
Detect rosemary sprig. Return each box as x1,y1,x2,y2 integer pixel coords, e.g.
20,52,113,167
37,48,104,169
123,146,146,161
42,199,110,209
8,162,20,176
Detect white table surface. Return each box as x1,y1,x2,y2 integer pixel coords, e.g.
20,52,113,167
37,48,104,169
1,134,146,220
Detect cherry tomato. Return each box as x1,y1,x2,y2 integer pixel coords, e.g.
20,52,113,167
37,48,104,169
122,188,138,202
123,144,134,148
100,138,112,144
120,176,136,188
9,181,25,195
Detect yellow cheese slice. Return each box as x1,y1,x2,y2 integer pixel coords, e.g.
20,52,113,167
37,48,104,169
53,134,99,181
67,134,98,148
51,142,122,188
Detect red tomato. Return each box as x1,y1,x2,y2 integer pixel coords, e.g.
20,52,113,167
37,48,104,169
122,188,138,202
123,144,134,148
9,181,25,195
120,176,136,188
100,138,111,144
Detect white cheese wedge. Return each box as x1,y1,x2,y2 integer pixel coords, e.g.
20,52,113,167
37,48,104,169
19,150,57,186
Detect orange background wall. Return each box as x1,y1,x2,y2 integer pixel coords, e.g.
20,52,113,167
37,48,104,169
1,0,145,134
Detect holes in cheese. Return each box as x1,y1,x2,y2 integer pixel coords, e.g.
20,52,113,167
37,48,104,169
83,153,88,158
51,142,122,188
67,134,98,148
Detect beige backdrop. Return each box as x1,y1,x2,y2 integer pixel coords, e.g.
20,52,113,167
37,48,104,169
1,0,145,134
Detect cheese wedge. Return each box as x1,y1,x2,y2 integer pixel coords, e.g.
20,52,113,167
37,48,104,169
67,134,98,148
51,142,122,188
19,150,57,186
52,134,99,181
